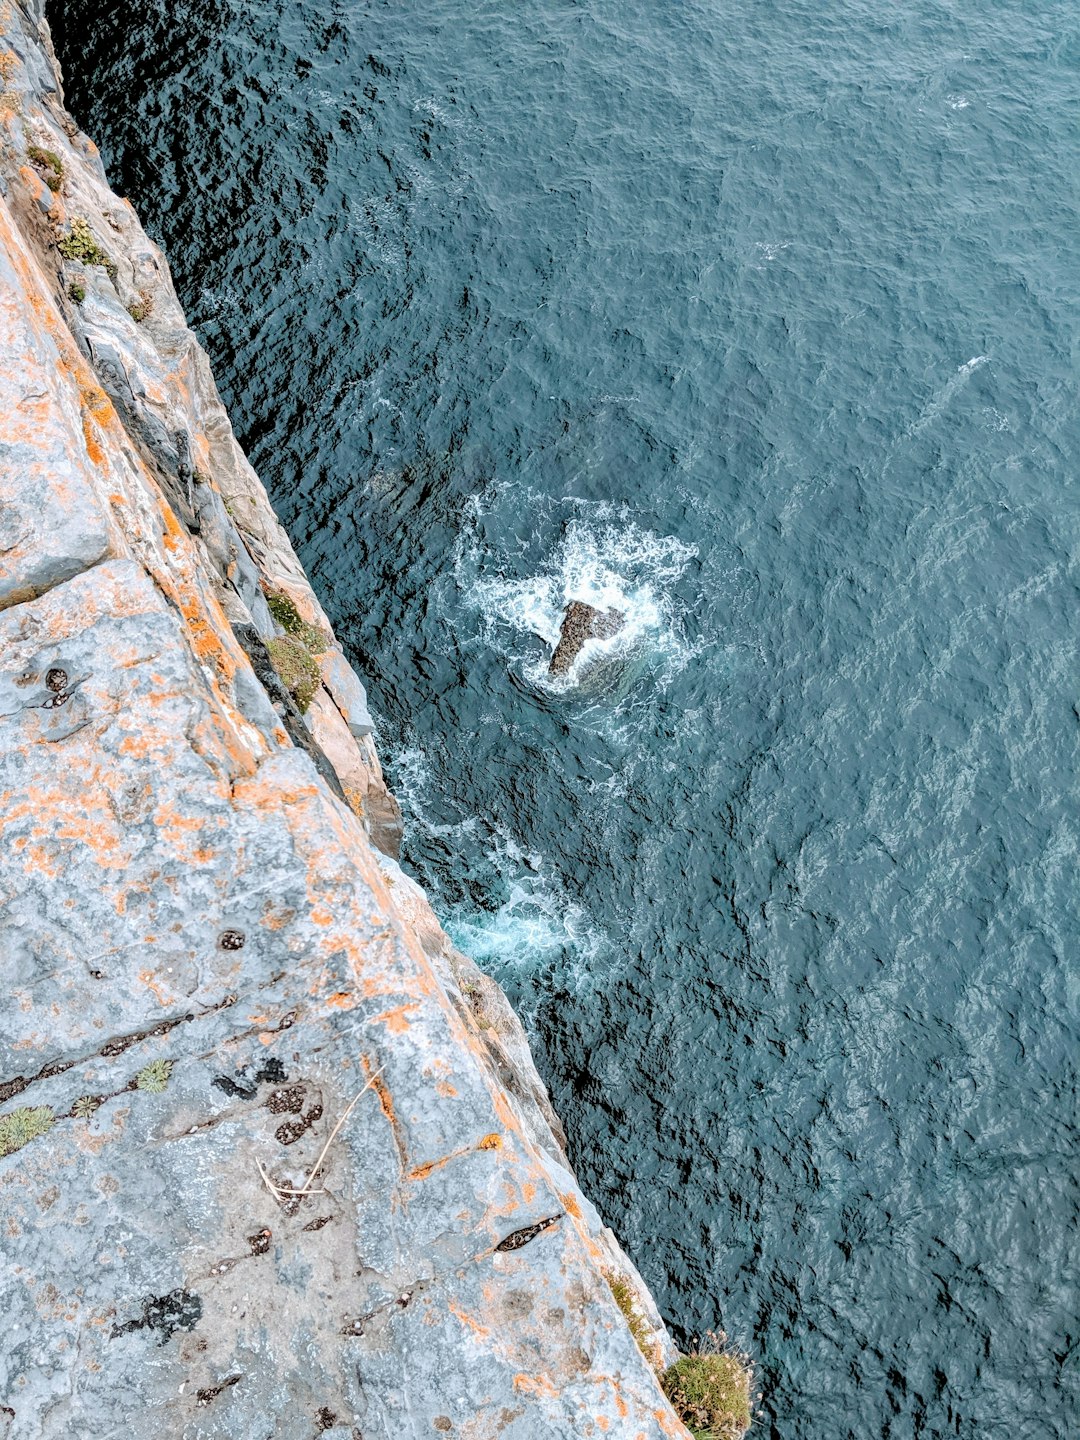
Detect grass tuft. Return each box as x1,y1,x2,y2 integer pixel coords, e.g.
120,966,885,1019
604,1270,656,1366
660,1333,754,1440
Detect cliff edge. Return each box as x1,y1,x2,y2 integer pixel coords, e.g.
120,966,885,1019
0,3,690,1436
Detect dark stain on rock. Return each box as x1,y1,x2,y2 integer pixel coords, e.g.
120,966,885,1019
494,1214,563,1252
112,1288,202,1344
212,1057,287,1099
217,929,245,951
247,1228,272,1256
315,1408,337,1432
276,1102,322,1146
195,1374,241,1407
266,1085,306,1114
302,1215,333,1233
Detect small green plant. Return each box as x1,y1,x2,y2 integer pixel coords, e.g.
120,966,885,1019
660,1335,754,1440
126,300,149,323
72,1095,102,1119
135,1059,174,1094
0,1104,55,1158
58,218,117,280
27,143,64,192
68,279,86,304
604,1271,655,1365
267,635,321,713
266,589,331,654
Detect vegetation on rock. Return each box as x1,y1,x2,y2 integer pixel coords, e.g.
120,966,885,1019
267,588,330,654
267,635,321,713
604,1270,656,1365
68,279,85,304
660,1334,754,1440
0,1104,55,1157
27,142,64,191
58,217,117,280
135,1059,174,1094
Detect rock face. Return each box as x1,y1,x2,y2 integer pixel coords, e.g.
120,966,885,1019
549,601,626,676
0,4,688,1438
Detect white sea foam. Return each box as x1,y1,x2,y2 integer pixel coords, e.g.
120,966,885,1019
462,508,697,692
387,736,607,987
446,878,605,986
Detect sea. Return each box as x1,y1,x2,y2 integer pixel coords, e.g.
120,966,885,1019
48,1,1079,1434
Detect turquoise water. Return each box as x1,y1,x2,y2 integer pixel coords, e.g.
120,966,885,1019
51,1,1079,1434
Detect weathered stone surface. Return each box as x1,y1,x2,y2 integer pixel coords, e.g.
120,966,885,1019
0,3,688,1436
0,200,117,607
549,600,626,676
320,645,376,738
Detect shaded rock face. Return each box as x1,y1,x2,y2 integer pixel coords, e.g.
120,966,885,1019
0,4,685,1437
549,600,626,676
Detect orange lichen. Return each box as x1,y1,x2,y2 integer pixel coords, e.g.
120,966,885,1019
447,1302,490,1342
477,1133,502,1151
372,1003,421,1035
81,411,105,468
513,1374,559,1400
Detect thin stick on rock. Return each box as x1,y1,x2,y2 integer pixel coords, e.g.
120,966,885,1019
256,1065,385,1201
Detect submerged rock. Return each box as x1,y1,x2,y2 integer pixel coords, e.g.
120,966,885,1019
549,600,625,676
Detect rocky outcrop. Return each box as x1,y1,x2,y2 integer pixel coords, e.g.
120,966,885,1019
549,601,626,676
0,4,688,1438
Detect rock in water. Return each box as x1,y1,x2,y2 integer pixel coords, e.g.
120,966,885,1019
549,600,625,676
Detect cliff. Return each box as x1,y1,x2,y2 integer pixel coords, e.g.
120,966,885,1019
0,4,691,1437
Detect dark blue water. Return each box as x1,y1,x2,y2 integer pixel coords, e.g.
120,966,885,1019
50,2,1080,1434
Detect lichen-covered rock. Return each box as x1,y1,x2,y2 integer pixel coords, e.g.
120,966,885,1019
0,4,687,1437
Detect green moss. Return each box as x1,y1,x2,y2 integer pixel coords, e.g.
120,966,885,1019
660,1341,754,1440
267,635,321,713
68,279,86,304
58,218,116,280
604,1271,655,1366
28,143,64,191
266,590,330,654
135,1059,174,1094
0,1104,55,1157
